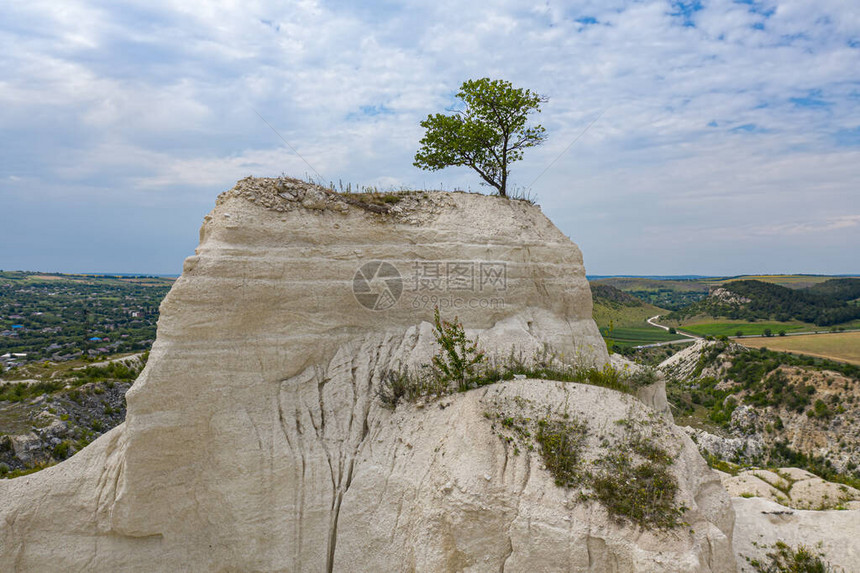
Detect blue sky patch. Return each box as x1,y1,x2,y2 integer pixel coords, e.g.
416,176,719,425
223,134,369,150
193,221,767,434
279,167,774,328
835,127,860,147
347,105,394,121
260,19,281,32
670,1,703,27
736,0,776,18
360,105,392,116
789,91,830,109
2,0,859,276
731,123,768,133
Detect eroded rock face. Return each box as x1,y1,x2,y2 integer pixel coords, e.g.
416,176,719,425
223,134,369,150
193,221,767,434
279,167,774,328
0,179,734,572
731,497,860,571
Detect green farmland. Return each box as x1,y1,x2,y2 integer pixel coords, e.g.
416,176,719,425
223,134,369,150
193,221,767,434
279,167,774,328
590,282,690,349
676,320,814,338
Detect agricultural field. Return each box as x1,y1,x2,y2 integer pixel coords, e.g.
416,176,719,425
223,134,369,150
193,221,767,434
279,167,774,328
675,320,814,338
589,283,688,349
738,331,860,366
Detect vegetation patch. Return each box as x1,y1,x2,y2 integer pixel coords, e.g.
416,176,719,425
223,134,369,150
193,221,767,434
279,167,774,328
667,340,860,484
378,308,659,408
430,307,486,391
0,372,134,477
334,186,410,212
378,353,647,408
485,398,687,530
704,454,741,476
591,449,682,529
589,278,709,310
535,418,588,487
667,279,860,327
0,358,143,402
746,541,841,573
677,321,811,338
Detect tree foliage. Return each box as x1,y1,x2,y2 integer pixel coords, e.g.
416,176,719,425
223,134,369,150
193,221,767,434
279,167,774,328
431,307,485,391
414,78,547,197
667,279,860,326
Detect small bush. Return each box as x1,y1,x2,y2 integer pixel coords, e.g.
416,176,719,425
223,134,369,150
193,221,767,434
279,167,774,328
625,367,658,389
431,307,486,391
377,369,416,408
52,440,72,460
592,454,684,529
705,454,741,476
746,541,839,572
536,418,587,487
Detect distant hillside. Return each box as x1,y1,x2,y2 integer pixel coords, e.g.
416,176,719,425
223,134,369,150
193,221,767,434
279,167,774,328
709,274,860,290
590,278,708,310
807,278,860,302
590,284,643,307
667,279,860,326
589,284,686,350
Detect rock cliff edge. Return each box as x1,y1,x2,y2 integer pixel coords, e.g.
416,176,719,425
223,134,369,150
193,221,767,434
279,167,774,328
0,178,734,572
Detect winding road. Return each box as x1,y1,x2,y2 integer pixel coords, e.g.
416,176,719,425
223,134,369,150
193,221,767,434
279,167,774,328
635,316,701,349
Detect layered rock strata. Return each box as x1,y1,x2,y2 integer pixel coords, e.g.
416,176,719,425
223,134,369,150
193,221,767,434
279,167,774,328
0,178,734,572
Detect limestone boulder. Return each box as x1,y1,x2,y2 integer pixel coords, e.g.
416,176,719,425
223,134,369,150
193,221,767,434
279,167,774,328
731,497,860,571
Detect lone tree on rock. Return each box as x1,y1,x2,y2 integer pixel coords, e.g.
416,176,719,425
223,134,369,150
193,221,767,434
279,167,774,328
414,78,547,197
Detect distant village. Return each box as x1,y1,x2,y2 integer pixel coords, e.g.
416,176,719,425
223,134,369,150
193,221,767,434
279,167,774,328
0,272,172,371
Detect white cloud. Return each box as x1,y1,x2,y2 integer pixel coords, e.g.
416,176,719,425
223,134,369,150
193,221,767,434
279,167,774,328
1,0,859,273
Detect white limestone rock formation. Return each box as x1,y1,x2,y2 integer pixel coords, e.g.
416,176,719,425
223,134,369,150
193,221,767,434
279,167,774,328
731,497,860,571
717,465,860,570
721,467,860,511
0,178,734,572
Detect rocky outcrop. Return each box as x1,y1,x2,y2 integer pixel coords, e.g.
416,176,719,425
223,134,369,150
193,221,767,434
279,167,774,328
720,467,860,510
731,497,860,571
707,288,751,307
0,178,734,571
659,340,713,380
683,425,766,464
662,341,860,476
0,380,133,473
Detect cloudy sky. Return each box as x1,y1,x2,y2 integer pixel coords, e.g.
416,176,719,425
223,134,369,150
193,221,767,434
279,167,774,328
1,0,858,276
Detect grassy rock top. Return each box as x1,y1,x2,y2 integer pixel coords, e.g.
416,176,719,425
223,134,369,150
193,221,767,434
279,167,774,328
218,176,538,221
